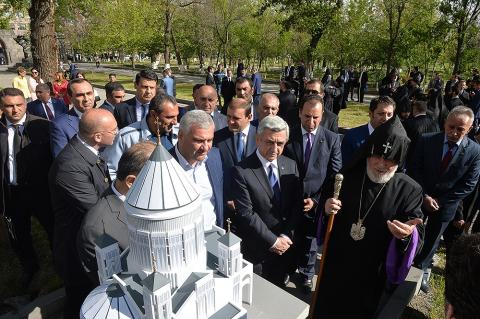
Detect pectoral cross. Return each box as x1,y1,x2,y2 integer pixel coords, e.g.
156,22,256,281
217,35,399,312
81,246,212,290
226,218,232,233
382,142,392,154
153,116,161,146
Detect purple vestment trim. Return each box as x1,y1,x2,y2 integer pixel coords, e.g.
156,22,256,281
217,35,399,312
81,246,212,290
386,226,419,285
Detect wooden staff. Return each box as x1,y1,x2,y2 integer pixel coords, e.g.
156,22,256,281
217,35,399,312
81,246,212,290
309,173,343,318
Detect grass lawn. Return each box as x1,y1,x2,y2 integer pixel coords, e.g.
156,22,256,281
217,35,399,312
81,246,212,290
338,102,370,128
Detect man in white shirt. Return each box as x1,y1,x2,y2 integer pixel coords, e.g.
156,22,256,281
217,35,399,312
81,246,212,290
194,84,227,131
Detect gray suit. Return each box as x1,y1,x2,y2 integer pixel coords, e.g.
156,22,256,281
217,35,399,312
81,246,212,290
212,110,228,131
77,186,128,284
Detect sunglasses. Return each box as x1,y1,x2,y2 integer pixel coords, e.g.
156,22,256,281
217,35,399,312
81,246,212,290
304,90,320,95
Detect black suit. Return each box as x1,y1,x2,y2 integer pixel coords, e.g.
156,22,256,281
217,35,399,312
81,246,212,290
113,97,139,129
220,77,236,112
320,109,339,133
231,153,302,285
99,100,115,114
278,90,297,127
403,114,440,169
49,136,111,318
77,186,128,284
283,126,342,280
0,114,53,277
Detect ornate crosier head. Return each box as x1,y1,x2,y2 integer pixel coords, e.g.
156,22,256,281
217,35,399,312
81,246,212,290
153,115,161,146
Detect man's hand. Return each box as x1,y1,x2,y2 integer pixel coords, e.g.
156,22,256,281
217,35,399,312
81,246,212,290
423,196,440,213
303,198,315,212
226,200,235,211
453,219,465,229
387,218,423,240
325,198,342,215
270,236,292,255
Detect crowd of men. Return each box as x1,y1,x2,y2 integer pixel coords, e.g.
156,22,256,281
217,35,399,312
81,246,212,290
1,65,480,319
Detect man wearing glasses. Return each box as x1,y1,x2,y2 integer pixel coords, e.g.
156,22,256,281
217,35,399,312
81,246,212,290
302,79,339,133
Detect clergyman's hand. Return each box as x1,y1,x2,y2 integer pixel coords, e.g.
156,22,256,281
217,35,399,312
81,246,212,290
303,198,315,212
387,218,423,240
325,198,342,215
423,196,440,213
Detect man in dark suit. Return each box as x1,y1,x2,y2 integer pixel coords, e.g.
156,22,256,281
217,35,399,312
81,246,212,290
27,83,67,120
114,69,158,129
341,96,395,166
358,67,368,103
194,84,227,131
206,66,215,85
100,82,125,114
251,67,262,107
221,69,236,113
303,79,339,133
50,78,95,157
278,81,298,127
251,93,280,127
403,100,440,169
170,110,224,228
283,95,342,292
409,106,480,293
49,108,117,318
282,61,295,82
0,88,53,288
77,142,155,284
236,77,259,120
231,115,302,287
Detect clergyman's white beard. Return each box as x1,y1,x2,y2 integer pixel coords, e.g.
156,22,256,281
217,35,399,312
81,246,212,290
366,164,397,184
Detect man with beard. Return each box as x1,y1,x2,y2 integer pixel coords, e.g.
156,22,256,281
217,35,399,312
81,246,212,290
312,116,424,318
104,94,179,180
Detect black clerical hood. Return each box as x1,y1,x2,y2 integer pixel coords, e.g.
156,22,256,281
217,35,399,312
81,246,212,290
344,115,410,172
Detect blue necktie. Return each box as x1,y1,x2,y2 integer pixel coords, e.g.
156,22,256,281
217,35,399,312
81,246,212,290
141,104,148,120
236,132,245,162
268,164,281,205
304,133,312,167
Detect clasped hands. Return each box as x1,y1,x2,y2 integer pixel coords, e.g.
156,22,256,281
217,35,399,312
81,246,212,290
325,198,423,240
270,236,292,255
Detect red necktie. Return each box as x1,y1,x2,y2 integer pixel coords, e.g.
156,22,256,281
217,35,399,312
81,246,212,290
440,142,455,173
44,102,54,120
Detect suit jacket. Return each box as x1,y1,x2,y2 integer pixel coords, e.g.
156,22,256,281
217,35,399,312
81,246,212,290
169,147,224,227
283,65,295,81
50,108,79,158
77,186,128,283
252,72,262,95
27,98,68,120
221,77,235,104
0,114,52,215
99,101,115,114
283,126,342,205
49,136,110,279
206,73,215,86
231,153,302,263
341,123,370,166
409,132,480,221
113,97,138,129
212,111,228,131
320,109,339,133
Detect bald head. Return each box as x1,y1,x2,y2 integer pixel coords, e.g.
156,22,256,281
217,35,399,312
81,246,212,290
258,93,280,121
79,109,118,149
194,84,218,114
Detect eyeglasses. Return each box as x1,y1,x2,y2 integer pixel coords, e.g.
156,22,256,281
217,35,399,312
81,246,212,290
304,90,320,95
97,127,119,136
32,71,38,74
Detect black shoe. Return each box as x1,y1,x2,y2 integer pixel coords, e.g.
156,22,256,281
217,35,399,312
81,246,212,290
420,279,430,293
283,274,290,287
302,279,313,293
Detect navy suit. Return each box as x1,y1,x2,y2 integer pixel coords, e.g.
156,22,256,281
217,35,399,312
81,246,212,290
284,126,342,280
99,101,115,114
409,132,480,271
50,108,80,158
341,123,370,166
27,98,68,120
212,111,228,131
113,98,138,129
169,147,225,227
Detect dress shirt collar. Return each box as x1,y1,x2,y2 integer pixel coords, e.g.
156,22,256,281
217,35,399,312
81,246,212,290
443,135,462,147
135,97,148,108
367,122,375,135
6,114,26,128
256,149,278,170
175,144,208,169
301,126,318,137
111,181,126,202
73,106,83,119
76,135,99,156
237,123,250,137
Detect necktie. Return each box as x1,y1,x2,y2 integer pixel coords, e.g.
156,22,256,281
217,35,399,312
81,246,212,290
304,132,312,167
268,164,281,205
44,102,54,120
12,124,22,184
236,132,245,162
141,104,148,120
440,141,455,173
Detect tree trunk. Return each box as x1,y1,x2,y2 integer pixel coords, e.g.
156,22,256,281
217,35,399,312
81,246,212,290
453,23,465,74
171,29,182,66
29,0,57,83
307,33,322,66
164,7,173,65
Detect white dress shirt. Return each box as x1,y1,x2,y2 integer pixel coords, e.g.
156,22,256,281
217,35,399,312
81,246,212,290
135,98,149,122
175,146,216,230
42,98,56,118
76,135,99,156
111,181,126,202
367,122,375,135
6,114,26,185
74,106,83,119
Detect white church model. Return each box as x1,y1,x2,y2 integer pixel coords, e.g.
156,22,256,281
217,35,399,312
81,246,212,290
80,144,253,319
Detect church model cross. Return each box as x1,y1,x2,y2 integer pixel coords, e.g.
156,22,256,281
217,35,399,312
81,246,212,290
153,116,161,146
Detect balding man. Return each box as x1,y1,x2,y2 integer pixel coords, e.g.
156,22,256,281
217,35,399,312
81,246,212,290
194,84,227,131
303,79,339,133
27,83,68,120
49,108,117,319
252,93,280,126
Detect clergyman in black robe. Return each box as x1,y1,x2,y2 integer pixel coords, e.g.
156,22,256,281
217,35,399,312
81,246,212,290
312,116,424,318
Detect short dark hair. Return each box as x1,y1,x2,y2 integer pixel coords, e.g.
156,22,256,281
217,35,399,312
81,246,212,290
445,234,480,319
67,78,92,97
104,82,125,97
305,79,324,94
149,93,177,113
235,77,252,88
35,83,51,93
412,100,427,113
0,87,24,100
228,98,252,116
135,69,158,85
108,73,116,77
369,95,396,112
117,142,156,181
193,83,204,94
300,95,323,110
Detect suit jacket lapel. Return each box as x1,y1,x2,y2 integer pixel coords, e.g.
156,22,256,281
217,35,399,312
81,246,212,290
105,188,127,226
246,125,257,156
291,128,304,172
434,134,445,174
226,131,236,162
308,128,325,172
446,136,467,173
0,118,8,177
251,154,273,198
128,99,137,123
